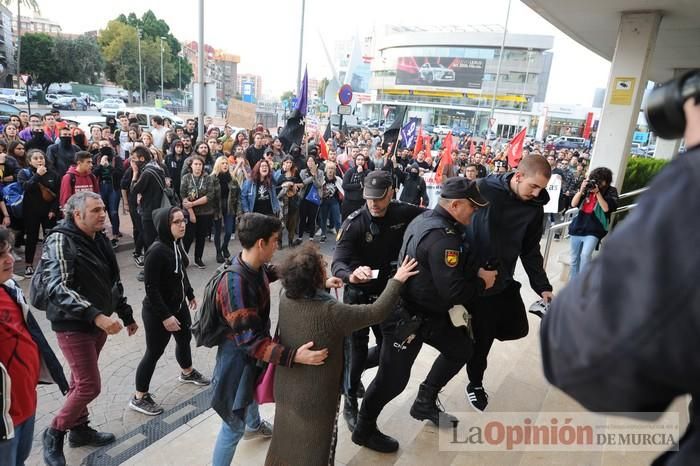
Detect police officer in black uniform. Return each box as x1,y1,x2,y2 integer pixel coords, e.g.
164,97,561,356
332,170,424,432
351,177,498,453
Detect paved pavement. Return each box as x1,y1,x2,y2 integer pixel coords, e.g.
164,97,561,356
20,220,689,465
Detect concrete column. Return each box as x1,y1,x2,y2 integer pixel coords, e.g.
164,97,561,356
653,137,681,160
589,11,662,188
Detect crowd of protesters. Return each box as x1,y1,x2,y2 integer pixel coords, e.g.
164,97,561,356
0,107,622,466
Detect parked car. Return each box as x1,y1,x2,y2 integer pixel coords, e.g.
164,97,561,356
419,63,455,84
52,96,88,111
116,106,185,129
433,125,452,135
0,88,28,105
98,98,127,116
553,136,587,150
0,102,21,124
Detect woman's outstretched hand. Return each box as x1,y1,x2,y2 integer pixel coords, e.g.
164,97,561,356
393,256,419,283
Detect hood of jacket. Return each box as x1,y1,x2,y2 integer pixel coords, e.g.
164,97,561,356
483,172,550,207
151,206,188,273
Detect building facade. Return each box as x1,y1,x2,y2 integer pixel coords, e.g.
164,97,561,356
0,5,14,86
18,15,62,35
365,25,554,139
237,73,262,102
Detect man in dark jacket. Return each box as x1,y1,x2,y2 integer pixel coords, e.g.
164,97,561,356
39,191,138,466
46,127,81,179
130,146,167,255
245,132,266,168
541,97,700,466
341,153,369,219
399,163,429,206
463,154,554,411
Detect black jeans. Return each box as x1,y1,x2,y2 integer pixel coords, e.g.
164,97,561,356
466,281,528,386
342,288,382,397
24,211,55,265
141,215,157,252
297,199,319,238
359,307,473,421
183,214,213,261
135,305,193,393
129,203,144,256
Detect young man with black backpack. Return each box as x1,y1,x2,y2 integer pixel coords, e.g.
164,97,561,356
207,213,329,466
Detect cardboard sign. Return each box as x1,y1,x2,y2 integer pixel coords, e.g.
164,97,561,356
226,99,257,129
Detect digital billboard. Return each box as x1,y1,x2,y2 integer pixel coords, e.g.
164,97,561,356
396,57,486,90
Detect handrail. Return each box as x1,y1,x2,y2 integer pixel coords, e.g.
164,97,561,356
618,186,649,200
542,186,648,269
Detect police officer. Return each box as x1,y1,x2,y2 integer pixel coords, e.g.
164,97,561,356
352,177,498,453
332,170,424,432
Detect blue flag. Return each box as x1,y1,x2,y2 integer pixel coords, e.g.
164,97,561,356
400,117,420,149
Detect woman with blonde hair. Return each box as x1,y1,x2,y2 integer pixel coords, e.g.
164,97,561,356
210,156,240,263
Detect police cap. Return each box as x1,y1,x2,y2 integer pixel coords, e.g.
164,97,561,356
363,171,393,199
440,177,489,207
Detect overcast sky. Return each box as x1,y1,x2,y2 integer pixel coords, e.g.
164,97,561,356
34,0,611,105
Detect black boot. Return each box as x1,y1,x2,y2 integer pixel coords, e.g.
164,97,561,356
43,428,66,466
343,396,358,432
216,251,225,264
409,382,458,426
351,414,399,453
68,422,116,448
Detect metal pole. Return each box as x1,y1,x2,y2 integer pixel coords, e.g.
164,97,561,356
197,0,205,140
137,28,143,104
160,38,165,100
296,0,306,90
178,56,182,92
488,0,512,134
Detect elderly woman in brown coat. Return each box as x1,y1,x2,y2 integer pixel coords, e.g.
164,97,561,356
265,243,418,466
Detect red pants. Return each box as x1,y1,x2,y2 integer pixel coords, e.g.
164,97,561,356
51,330,107,432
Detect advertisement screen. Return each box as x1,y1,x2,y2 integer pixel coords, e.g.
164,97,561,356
396,57,486,89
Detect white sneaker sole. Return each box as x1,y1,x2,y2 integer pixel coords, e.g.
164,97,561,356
128,401,163,416
178,376,210,386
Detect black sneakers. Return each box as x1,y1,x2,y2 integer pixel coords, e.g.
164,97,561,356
194,259,206,269
466,383,489,412
178,368,210,386
43,428,66,466
68,422,116,448
129,393,164,416
133,254,144,268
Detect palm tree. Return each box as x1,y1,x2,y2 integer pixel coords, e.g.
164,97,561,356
0,0,41,85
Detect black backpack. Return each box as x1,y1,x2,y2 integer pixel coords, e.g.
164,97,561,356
191,258,239,348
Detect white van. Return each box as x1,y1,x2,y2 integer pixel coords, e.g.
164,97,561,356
0,88,27,105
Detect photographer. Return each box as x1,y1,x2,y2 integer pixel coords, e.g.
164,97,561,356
541,72,700,465
568,167,618,279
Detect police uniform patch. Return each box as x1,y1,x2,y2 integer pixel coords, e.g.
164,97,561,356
444,249,459,267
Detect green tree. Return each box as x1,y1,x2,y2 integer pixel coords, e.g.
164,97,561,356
98,21,141,97
72,35,104,85
116,10,192,89
19,33,60,91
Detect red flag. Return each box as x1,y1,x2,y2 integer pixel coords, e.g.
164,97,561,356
413,126,423,158
318,136,329,160
435,132,454,184
507,128,527,168
469,139,476,157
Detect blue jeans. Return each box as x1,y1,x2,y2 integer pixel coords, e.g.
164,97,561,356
211,402,261,466
319,199,341,236
100,182,120,235
0,415,35,466
213,214,235,254
569,234,599,280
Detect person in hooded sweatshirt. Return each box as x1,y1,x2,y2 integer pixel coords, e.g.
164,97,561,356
58,151,99,208
128,207,210,416
462,154,554,412
46,127,81,179
399,163,429,207
164,140,186,197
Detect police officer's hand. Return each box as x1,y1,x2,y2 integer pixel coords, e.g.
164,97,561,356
294,341,329,366
393,256,419,283
478,267,498,290
349,266,373,284
94,314,123,335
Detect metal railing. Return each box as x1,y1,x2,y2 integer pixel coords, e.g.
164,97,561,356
542,187,649,268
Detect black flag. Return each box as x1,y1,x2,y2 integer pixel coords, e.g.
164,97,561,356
279,69,308,152
381,106,407,152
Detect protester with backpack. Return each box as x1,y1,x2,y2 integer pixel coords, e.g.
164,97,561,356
58,151,99,208
17,150,59,278
129,207,209,417
209,213,329,466
130,146,169,258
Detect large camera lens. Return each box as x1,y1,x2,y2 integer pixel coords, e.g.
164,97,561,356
645,70,700,140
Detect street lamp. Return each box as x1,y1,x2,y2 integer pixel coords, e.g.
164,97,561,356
160,37,166,100
137,28,143,104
